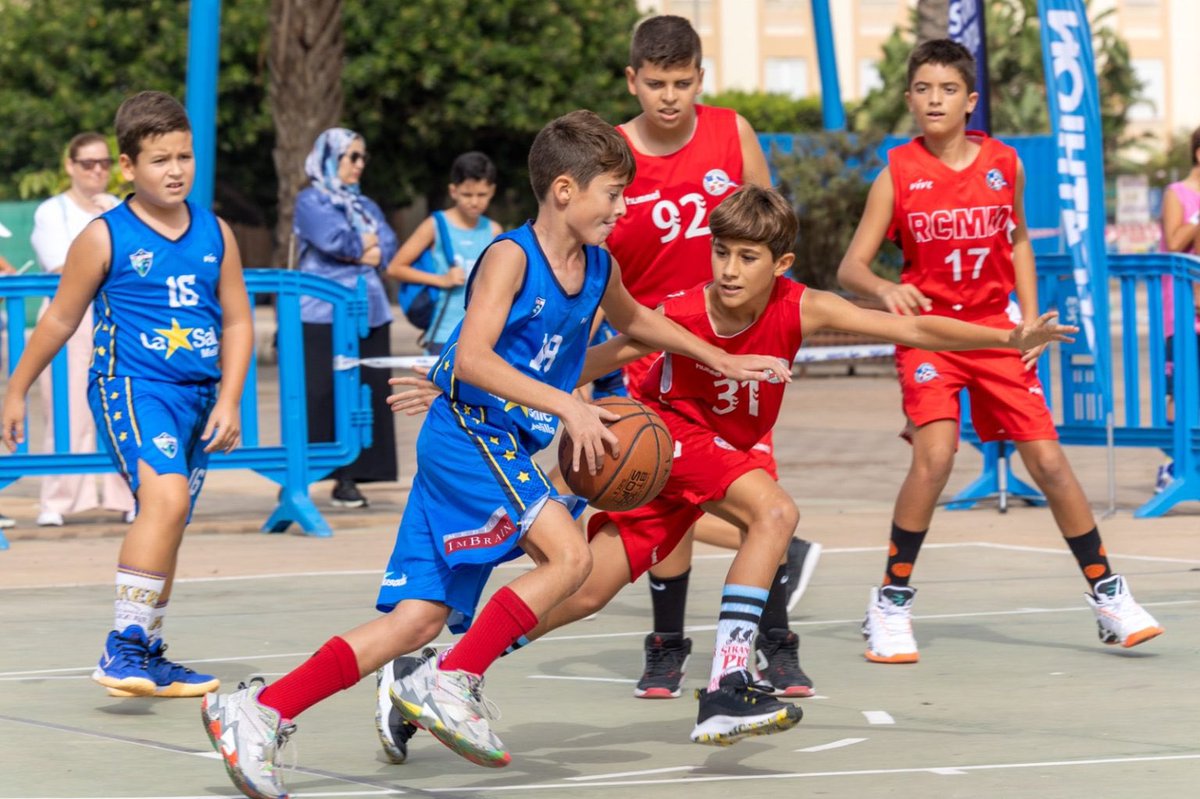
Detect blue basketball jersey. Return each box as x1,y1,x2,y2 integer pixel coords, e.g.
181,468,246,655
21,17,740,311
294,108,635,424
431,222,611,452
92,198,225,383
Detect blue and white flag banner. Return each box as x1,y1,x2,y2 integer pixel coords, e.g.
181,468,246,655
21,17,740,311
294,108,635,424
1038,0,1112,416
948,0,991,133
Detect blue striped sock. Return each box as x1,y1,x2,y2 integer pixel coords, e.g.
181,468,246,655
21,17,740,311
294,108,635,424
708,583,769,690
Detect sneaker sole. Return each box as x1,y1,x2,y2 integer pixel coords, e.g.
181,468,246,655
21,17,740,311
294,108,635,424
864,650,919,664
1120,626,1165,648
786,541,823,612
634,686,682,699
93,672,156,696
107,676,220,698
376,706,408,764
390,686,510,769
690,704,804,746
330,498,367,509
774,685,815,698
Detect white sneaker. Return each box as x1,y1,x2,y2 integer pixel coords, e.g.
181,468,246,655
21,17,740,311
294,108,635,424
1086,575,1164,648
375,650,428,763
390,663,510,768
37,511,64,527
123,510,136,524
863,585,919,663
201,680,295,799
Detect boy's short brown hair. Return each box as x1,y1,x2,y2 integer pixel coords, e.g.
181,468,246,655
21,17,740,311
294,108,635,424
115,91,191,161
907,38,976,92
528,110,635,201
630,15,702,71
709,185,798,260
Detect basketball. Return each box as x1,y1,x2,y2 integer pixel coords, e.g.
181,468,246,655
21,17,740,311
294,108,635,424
557,397,673,512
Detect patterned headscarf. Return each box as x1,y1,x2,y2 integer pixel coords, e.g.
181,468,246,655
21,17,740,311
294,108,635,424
303,127,376,234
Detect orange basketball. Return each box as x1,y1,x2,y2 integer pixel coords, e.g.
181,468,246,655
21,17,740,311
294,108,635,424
557,397,673,512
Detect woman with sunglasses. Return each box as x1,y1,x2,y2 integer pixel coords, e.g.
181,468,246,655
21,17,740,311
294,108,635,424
295,128,399,509
29,132,136,527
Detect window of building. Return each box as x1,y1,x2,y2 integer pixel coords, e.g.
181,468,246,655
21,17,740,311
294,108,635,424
701,57,718,95
1129,58,1165,121
858,59,883,96
765,57,809,98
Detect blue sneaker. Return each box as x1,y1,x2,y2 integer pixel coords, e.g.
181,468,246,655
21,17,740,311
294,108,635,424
107,639,220,698
92,626,155,696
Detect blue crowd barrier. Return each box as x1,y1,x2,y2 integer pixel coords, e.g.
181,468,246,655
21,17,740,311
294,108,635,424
952,252,1200,518
0,269,372,549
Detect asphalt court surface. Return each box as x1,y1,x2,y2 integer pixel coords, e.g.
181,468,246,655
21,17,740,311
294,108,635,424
1,538,1197,799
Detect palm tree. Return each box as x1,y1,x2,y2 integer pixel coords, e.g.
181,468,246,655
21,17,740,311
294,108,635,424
917,0,948,44
268,0,344,265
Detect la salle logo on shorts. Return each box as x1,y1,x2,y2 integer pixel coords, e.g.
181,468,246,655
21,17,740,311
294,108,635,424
914,362,940,383
152,432,178,459
130,248,154,277
986,168,1008,191
703,168,734,196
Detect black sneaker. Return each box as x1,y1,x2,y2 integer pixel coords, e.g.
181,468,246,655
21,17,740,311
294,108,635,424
376,654,425,763
331,479,368,509
634,632,691,699
690,669,803,745
783,537,822,612
755,628,814,698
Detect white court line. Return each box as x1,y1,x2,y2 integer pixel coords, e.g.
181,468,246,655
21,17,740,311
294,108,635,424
3,541,1195,592
567,765,696,781
2,599,1193,680
527,675,636,685
863,711,895,725
929,767,968,775
797,737,868,752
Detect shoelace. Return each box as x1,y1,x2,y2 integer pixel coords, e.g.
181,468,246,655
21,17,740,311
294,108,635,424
644,645,684,677
233,678,300,778
877,601,914,637
463,674,502,722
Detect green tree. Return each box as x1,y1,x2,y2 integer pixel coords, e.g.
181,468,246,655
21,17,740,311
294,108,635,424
703,91,826,133
852,0,1144,164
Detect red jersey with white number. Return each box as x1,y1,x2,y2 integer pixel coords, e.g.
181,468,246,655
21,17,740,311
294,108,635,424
888,133,1017,324
640,278,804,451
608,104,744,308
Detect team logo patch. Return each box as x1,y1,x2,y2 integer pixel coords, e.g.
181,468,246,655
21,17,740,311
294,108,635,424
703,168,734,196
914,362,940,384
203,252,218,264
985,168,1007,191
531,297,546,318
152,432,179,459
129,248,154,277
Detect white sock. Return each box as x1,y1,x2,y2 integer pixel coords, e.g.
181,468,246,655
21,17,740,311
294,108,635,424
114,566,166,636
708,584,768,690
148,600,168,645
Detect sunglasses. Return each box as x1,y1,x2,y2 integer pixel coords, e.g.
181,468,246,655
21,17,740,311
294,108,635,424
72,157,114,171
342,151,369,165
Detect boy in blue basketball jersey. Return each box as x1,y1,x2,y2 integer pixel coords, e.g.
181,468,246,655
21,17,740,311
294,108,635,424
200,110,787,798
2,92,254,699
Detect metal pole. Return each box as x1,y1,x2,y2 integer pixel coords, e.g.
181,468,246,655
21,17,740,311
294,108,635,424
810,0,846,131
1103,410,1117,518
185,0,222,209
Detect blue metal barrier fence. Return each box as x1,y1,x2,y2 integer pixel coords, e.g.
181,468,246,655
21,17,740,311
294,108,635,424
0,269,372,549
952,252,1200,518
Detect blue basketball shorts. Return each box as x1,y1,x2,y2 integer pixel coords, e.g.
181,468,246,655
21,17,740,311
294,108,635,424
88,375,217,517
375,398,584,633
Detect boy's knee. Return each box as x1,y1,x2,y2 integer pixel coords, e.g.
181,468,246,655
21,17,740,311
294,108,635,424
913,448,955,482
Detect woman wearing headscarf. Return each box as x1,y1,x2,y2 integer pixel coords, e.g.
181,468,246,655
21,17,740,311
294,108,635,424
295,128,399,508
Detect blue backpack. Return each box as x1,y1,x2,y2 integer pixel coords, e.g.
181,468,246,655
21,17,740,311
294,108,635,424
397,210,456,331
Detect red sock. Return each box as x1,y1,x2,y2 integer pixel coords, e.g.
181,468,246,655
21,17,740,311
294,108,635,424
439,587,537,676
258,636,360,720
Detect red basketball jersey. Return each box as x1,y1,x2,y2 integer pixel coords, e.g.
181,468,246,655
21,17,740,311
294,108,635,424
640,278,805,451
607,104,744,308
888,134,1018,322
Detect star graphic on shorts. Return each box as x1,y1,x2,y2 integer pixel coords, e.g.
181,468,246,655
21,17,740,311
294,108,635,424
489,436,500,445
517,471,530,483
97,346,107,356
110,391,119,400
113,411,122,421
119,431,128,442
503,450,516,461
153,318,195,359
503,401,529,416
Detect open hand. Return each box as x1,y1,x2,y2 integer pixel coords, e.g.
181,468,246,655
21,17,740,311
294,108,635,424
561,397,620,475
387,372,442,415
202,402,241,453
715,354,792,384
1,394,27,451
879,283,932,316
1010,311,1077,357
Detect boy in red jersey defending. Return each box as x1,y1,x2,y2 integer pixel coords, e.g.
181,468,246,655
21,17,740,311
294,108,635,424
389,184,1075,747
837,39,1164,664
605,13,821,702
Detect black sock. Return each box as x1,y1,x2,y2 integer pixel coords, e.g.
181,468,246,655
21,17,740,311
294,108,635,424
1065,527,1112,588
648,569,690,635
885,522,927,587
760,564,790,632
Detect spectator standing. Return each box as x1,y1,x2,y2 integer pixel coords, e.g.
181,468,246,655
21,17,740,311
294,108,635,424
30,132,136,526
295,128,399,508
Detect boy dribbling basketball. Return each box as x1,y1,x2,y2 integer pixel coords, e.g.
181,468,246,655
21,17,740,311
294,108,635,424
200,110,788,798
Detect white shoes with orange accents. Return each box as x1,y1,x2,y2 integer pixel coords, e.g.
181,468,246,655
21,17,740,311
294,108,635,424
862,585,919,664
1085,574,1165,648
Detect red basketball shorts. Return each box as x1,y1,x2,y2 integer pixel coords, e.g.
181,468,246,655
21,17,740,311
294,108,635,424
895,344,1057,442
587,412,777,582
